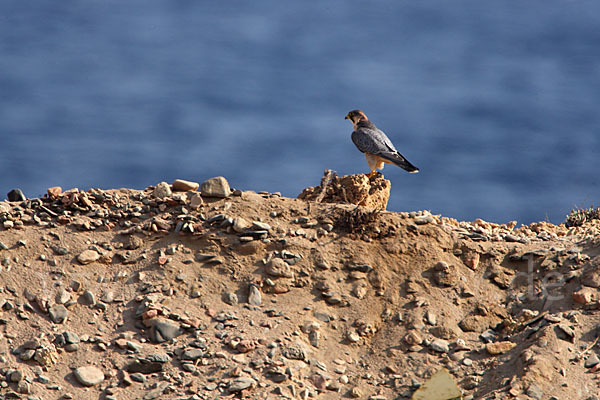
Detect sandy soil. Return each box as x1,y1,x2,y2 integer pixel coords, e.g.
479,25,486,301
0,177,599,400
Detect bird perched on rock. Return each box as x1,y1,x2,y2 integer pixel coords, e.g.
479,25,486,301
345,110,419,177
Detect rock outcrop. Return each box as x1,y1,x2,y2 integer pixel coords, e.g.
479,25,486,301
297,169,391,210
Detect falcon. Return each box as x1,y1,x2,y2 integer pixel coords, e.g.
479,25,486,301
345,109,419,177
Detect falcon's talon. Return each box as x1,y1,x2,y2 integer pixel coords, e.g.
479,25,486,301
345,109,419,175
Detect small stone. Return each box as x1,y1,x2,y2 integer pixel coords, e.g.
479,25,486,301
172,179,199,192
404,331,423,346
49,305,68,323
126,359,164,374
463,251,480,270
352,282,367,299
414,216,434,225
201,176,231,198
126,236,143,250
228,377,256,392
181,348,205,361
152,182,172,199
223,292,239,305
573,288,594,304
248,284,262,306
7,189,26,202
47,186,62,199
585,354,600,368
130,372,146,383
55,289,71,305
432,261,457,287
252,221,271,230
63,331,80,344
347,332,360,343
430,338,450,353
101,291,114,303
77,250,100,265
149,320,181,343
232,217,252,233
189,193,204,208
309,330,320,348
265,258,294,278
81,290,96,306
16,381,30,394
425,311,437,325
485,341,516,355
9,370,24,382
73,366,104,387
65,343,79,352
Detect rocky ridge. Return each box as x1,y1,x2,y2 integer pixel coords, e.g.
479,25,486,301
0,174,598,400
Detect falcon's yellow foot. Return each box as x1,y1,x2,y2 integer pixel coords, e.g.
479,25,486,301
367,170,377,179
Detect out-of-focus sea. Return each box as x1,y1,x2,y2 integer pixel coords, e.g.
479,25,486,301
1,1,599,224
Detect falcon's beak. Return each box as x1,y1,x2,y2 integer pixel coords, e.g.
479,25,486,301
344,114,350,120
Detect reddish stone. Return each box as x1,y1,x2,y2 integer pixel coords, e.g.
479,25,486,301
142,309,158,320
206,308,217,318
272,284,290,294
235,339,258,353
486,341,516,355
573,288,595,305
47,186,62,199
310,374,327,390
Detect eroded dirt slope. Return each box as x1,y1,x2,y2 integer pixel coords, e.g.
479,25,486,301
0,180,599,400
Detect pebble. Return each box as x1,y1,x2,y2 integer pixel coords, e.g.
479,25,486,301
81,290,96,306
233,217,252,232
126,359,164,374
585,354,600,368
77,249,100,265
149,320,182,343
172,179,199,192
47,186,62,199
53,288,71,305
16,381,30,394
9,370,24,382
201,176,231,198
63,331,80,344
248,284,262,306
181,348,205,361
265,258,294,278
430,338,450,353
228,376,256,392
252,221,271,230
130,372,146,383
7,189,26,202
152,182,172,199
223,291,239,305
49,305,68,324
73,366,104,387
573,288,594,304
485,341,516,355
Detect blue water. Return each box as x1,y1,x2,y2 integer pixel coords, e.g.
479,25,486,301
1,1,599,224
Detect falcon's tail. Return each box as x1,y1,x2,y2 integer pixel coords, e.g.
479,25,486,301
381,152,419,173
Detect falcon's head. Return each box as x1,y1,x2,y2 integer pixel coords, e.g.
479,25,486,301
345,110,368,125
